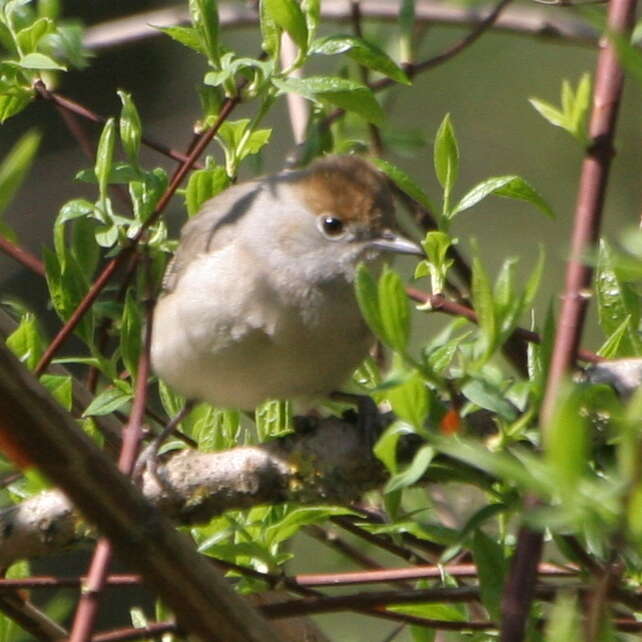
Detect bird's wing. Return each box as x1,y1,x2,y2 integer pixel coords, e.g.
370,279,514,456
161,180,263,294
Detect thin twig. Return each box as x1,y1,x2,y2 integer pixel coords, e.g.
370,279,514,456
91,621,178,642
33,93,240,376
406,289,602,364
70,279,154,642
324,0,514,128
331,516,432,565
294,562,577,587
35,82,202,168
0,235,44,277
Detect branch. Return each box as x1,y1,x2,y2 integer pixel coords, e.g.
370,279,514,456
0,415,387,567
83,1,601,52
0,340,280,642
0,236,44,278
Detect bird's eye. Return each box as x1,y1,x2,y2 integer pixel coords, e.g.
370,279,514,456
318,215,345,239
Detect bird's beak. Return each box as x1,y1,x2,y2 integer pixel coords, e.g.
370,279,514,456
369,230,424,256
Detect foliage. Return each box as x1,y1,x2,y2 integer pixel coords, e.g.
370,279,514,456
0,0,641,640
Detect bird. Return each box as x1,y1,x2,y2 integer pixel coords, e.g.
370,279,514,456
151,155,422,411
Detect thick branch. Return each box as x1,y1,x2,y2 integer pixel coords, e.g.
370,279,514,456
0,340,279,642
0,416,386,567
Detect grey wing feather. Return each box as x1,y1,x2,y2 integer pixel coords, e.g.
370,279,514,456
161,180,263,294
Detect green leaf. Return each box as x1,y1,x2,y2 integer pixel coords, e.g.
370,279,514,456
266,506,353,545
121,290,141,379
596,239,642,357
0,87,33,123
16,17,53,53
117,90,142,167
612,31,642,88
76,162,140,185
378,265,410,352
528,98,566,129
597,315,632,359
570,73,590,142
94,223,118,248
48,22,88,69
300,0,320,44
243,128,272,157
354,262,384,340
452,175,554,219
310,35,410,85
471,250,496,361
398,0,415,64
523,244,545,308
185,165,230,217
386,370,430,431
530,74,591,144
544,382,589,493
272,75,384,125
6,312,44,370
458,503,509,542
18,52,65,70
215,118,246,148
189,0,219,66
389,602,464,622
94,118,116,202
70,216,100,279
43,246,63,319
83,386,132,417
433,114,458,210
155,25,203,54
158,379,186,419
372,158,433,212
384,444,434,493
0,128,41,216
57,198,93,224
259,0,281,59
470,529,506,620
255,399,292,440
40,374,72,411
263,0,308,52
418,231,452,294
462,378,518,421
374,419,414,473
544,592,582,642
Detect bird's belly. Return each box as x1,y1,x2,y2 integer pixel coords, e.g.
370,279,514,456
151,289,372,410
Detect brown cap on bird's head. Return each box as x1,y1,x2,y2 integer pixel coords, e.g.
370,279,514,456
291,155,396,232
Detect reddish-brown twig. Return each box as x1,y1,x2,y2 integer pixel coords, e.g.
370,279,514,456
34,82,202,168
0,235,44,277
406,289,602,364
33,94,240,376
90,621,178,642
69,283,153,642
295,562,577,587
331,516,432,564
325,0,514,128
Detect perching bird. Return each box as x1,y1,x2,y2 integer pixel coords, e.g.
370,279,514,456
151,155,422,410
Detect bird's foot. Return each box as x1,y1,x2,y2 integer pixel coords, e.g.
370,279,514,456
134,401,194,489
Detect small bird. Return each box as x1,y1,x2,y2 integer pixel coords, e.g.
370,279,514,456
151,155,422,410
